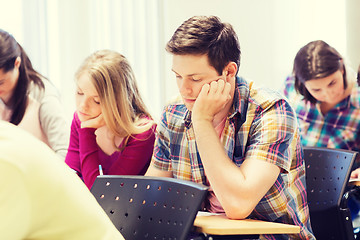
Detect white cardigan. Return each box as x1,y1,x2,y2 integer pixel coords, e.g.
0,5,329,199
0,80,69,160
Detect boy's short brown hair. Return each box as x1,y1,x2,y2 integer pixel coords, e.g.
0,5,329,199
166,16,241,75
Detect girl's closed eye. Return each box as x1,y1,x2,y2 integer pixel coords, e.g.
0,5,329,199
76,89,84,95
328,80,336,86
94,98,100,104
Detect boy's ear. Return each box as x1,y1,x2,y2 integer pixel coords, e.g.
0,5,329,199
224,62,237,78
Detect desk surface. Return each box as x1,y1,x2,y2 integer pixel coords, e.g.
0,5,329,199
193,213,300,235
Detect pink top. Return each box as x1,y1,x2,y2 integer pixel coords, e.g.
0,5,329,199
206,117,226,213
65,112,156,189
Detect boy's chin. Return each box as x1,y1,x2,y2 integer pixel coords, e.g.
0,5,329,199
184,103,194,111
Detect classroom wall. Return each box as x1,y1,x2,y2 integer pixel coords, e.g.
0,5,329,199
161,0,347,101
346,0,360,71
0,0,356,123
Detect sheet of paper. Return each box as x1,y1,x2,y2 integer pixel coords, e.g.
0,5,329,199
196,211,223,216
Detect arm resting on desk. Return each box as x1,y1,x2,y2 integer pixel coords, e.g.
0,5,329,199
146,165,173,178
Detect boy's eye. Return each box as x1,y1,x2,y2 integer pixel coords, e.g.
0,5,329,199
76,91,84,95
94,99,100,104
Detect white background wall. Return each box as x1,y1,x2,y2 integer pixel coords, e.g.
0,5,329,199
161,0,349,100
1,0,359,124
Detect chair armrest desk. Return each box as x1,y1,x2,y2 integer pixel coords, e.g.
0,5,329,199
193,214,300,236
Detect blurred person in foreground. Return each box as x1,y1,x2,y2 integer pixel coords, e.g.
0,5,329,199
0,120,124,240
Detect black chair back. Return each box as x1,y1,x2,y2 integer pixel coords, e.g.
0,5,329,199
91,175,208,240
303,147,358,240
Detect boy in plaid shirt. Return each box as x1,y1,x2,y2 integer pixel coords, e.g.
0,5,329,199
146,15,314,239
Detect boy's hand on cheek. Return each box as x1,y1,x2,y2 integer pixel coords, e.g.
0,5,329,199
81,113,105,129
351,168,360,179
192,79,231,123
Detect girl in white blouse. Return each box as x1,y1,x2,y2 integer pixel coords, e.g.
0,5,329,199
0,29,69,160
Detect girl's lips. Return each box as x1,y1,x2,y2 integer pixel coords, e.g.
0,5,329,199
78,111,89,117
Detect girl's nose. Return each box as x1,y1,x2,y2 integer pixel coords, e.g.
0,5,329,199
323,89,334,101
79,98,89,110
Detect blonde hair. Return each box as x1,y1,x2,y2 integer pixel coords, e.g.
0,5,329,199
76,49,154,150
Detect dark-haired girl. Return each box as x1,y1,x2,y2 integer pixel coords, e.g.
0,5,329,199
0,29,68,160
282,40,360,225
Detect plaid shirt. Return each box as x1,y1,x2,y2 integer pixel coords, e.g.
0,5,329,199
282,75,360,152
153,76,314,239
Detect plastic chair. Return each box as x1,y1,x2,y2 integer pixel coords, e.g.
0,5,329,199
91,175,209,240
303,146,359,240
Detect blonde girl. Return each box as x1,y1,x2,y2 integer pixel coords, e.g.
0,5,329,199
65,50,156,189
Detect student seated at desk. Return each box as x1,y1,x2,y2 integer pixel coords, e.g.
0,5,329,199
146,15,315,239
0,29,69,160
0,120,124,240
65,50,156,190
281,39,360,230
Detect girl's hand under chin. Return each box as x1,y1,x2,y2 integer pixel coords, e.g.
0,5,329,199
80,113,105,129
95,125,124,156
81,113,124,155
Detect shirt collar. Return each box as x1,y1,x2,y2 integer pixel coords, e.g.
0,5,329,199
230,76,250,126
184,110,192,129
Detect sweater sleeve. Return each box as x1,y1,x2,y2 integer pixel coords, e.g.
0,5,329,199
34,80,70,160
107,125,156,176
65,113,82,174
77,126,101,190
65,112,102,189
